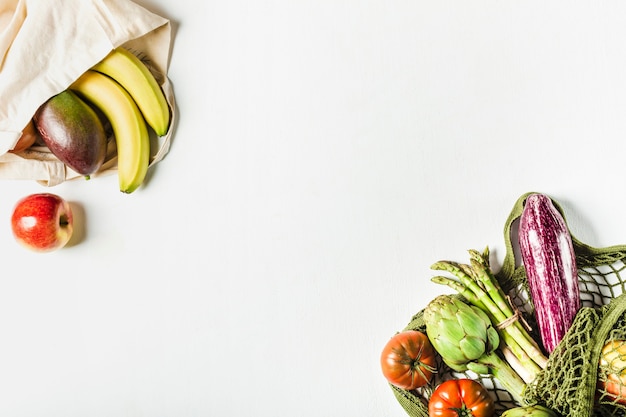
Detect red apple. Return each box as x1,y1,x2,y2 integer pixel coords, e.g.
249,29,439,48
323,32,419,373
11,193,73,252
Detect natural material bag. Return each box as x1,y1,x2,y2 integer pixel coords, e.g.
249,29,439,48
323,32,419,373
0,0,176,186
391,192,626,417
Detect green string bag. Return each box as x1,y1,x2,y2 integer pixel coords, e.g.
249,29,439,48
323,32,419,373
390,192,626,417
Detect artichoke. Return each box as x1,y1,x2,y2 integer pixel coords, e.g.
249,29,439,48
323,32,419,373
501,405,558,417
424,294,527,405
424,294,500,373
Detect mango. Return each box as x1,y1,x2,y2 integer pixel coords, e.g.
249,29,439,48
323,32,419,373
34,90,107,179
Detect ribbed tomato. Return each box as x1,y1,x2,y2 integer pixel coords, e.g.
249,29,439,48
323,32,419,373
429,379,495,417
380,330,436,390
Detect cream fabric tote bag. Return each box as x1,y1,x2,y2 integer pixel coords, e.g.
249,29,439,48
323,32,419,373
0,0,176,186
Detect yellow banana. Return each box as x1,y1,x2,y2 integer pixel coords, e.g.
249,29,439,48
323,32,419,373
92,47,170,136
71,70,150,194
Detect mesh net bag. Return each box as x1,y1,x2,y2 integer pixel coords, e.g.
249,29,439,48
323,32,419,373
390,192,626,417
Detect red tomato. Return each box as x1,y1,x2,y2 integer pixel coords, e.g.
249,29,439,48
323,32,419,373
380,330,436,390
429,379,495,417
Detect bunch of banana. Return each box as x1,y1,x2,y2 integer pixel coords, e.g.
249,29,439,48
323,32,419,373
70,47,171,194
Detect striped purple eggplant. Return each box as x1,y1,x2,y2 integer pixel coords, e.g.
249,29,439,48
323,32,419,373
518,193,580,353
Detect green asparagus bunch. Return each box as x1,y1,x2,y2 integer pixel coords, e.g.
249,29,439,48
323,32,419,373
430,248,548,384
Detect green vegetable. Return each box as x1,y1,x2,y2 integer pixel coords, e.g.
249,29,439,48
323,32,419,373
430,248,548,383
501,404,558,417
423,294,527,404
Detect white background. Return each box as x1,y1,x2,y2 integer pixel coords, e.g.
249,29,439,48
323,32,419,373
2,1,626,416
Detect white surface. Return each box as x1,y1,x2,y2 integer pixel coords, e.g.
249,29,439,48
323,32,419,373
2,1,626,416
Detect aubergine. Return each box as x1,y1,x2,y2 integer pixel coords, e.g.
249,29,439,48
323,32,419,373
34,90,107,179
518,193,580,353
